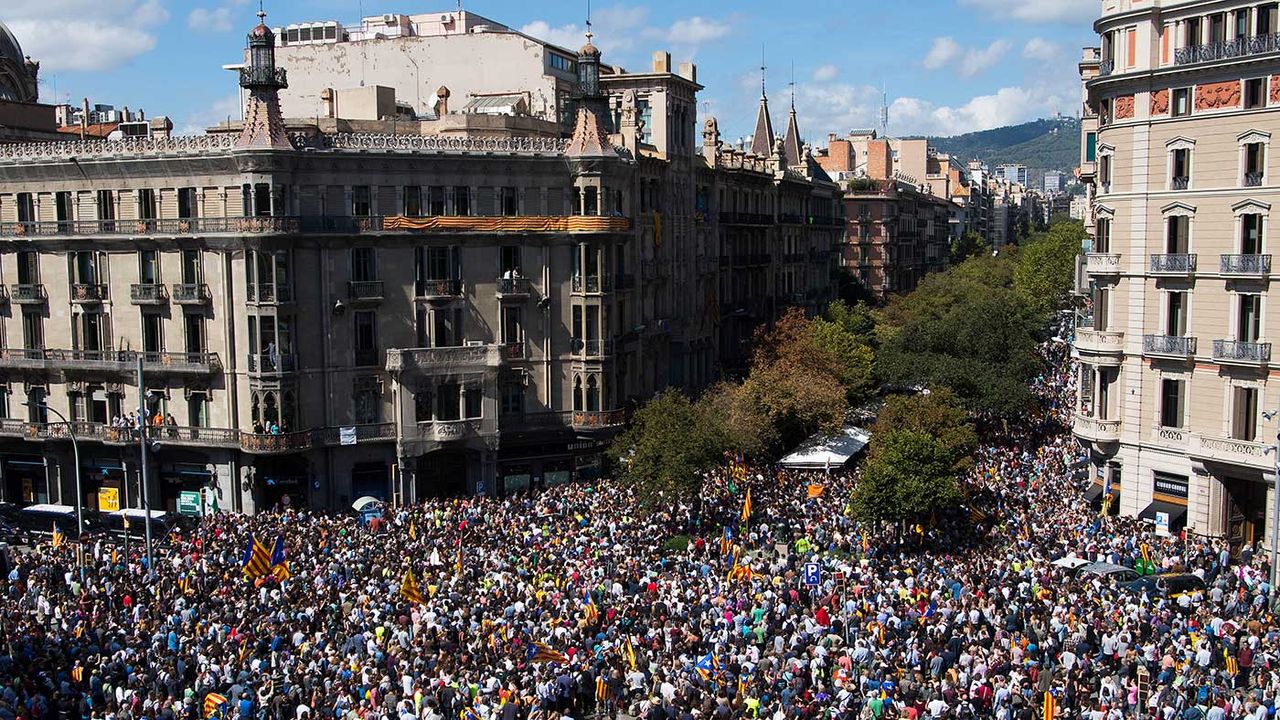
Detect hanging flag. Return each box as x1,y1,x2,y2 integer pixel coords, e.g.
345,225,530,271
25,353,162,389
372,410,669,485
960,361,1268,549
241,537,271,579
111,548,119,565
582,590,599,623
1224,650,1239,676
526,641,569,665
625,637,637,670
204,693,229,719
51,523,64,550
269,535,290,581
401,569,424,605
807,484,825,498
741,489,752,523
1042,692,1056,720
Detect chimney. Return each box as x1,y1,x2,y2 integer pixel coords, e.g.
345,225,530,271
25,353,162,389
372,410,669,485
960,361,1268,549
80,97,89,141
321,88,335,118
678,62,696,83
652,51,670,74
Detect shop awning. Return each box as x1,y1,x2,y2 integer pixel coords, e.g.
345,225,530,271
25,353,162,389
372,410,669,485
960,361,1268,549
1138,500,1187,532
779,425,872,470
1083,483,1106,507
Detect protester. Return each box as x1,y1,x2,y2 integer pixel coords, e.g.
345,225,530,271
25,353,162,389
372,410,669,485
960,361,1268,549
1,337,1275,720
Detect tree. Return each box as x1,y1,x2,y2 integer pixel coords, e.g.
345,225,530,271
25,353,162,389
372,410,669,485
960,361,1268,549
698,381,776,460
609,392,727,504
851,430,962,526
876,254,1044,416
809,305,876,403
950,230,989,264
873,389,977,472
1013,219,1087,316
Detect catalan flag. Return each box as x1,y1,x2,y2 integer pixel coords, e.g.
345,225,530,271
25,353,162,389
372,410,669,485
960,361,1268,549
177,575,192,595
1042,691,1056,720
70,666,83,683
625,636,637,670
1224,650,1239,676
695,652,721,681
409,522,417,541
460,708,481,720
51,523,64,550
595,675,610,702
241,537,271,579
582,590,599,623
741,489,752,523
269,535,290,581
527,641,569,665
204,693,229,718
401,569,424,605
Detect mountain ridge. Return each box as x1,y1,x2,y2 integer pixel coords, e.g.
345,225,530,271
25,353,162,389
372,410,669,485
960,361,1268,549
910,117,1081,177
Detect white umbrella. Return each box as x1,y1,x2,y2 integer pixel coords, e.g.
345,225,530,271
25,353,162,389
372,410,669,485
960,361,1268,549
351,496,383,512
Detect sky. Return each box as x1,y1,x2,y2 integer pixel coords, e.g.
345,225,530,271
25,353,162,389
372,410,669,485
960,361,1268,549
6,0,1097,140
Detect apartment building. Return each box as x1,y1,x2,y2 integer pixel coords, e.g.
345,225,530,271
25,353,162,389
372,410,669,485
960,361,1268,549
1076,0,1280,545
0,14,839,514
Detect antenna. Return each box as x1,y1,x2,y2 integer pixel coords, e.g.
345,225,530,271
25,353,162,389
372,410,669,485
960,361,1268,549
789,62,795,110
880,82,889,138
585,0,593,42
760,44,767,99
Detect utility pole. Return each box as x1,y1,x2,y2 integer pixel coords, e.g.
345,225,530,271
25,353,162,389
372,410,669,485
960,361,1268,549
136,357,154,572
1264,410,1280,598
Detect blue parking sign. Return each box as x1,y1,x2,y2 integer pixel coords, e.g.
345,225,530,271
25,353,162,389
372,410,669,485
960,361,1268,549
803,562,821,587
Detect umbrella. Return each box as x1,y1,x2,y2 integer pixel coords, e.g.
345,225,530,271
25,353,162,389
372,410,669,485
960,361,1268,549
351,496,383,512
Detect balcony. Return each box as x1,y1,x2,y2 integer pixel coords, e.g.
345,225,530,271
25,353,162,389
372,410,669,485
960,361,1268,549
1171,177,1190,191
495,277,532,300
416,278,462,301
172,283,211,305
503,341,527,362
387,344,507,376
571,409,626,431
1174,32,1280,66
313,423,397,447
1189,433,1270,469
0,216,306,239
572,338,615,358
0,348,220,374
1099,59,1114,76
246,283,294,304
10,284,45,304
130,283,168,305
70,283,108,304
1213,339,1271,366
1220,254,1272,277
347,281,384,303
1143,334,1198,359
240,430,313,455
383,215,630,234
426,419,485,442
1075,329,1125,355
1074,415,1121,443
246,352,297,375
1149,253,1197,275
571,275,613,294
718,212,773,225
1245,172,1264,188
1085,253,1122,275
142,351,222,374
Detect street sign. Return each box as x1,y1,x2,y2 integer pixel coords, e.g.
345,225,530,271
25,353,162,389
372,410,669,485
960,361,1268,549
803,562,821,587
177,490,202,517
98,487,120,513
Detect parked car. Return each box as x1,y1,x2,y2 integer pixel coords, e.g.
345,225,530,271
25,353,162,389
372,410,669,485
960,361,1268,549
1123,572,1207,600
1074,561,1140,584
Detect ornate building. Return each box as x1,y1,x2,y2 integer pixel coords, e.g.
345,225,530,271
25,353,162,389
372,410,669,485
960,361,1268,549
0,23,38,104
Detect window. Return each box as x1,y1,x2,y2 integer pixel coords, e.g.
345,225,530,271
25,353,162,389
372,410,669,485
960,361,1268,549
1095,217,1111,253
452,187,470,216
137,189,157,225
430,308,463,347
22,312,42,350
181,250,202,285
1166,292,1187,336
1186,17,1202,47
178,187,198,219
1244,142,1265,186
188,392,209,428
428,187,446,216
1172,88,1191,117
1160,378,1185,428
139,249,159,284
184,313,206,353
353,311,378,366
1245,79,1266,110
244,183,272,217
500,246,522,276
15,193,34,224
1259,4,1278,35
1171,148,1191,189
1085,132,1097,162
77,312,104,352
350,247,377,282
499,187,518,217
436,383,460,421
549,53,576,73
501,381,524,416
26,387,46,424
55,192,72,232
354,380,380,425
349,186,372,217
1236,8,1250,38
1167,215,1190,253
72,251,100,285
1099,154,1112,190
501,306,523,344
414,390,433,422
1210,13,1226,43
142,313,163,354
1231,386,1259,441
1238,294,1262,342
16,251,37,285
403,186,422,217
0,386,9,419
417,246,459,285
1242,213,1264,254
464,384,482,419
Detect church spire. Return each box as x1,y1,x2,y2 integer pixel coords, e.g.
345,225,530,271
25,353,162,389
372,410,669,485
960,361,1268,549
749,47,774,157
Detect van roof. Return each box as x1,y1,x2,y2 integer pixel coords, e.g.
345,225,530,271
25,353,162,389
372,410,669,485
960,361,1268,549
20,504,77,515
112,508,169,519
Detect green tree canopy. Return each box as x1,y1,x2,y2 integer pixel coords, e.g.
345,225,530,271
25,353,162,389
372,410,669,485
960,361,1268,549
873,389,977,472
1013,219,1087,316
851,429,963,525
609,391,727,504
949,230,989,265
809,302,877,403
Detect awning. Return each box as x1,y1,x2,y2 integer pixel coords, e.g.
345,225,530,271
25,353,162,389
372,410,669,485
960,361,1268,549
779,425,872,470
1139,500,1187,532
1083,483,1106,508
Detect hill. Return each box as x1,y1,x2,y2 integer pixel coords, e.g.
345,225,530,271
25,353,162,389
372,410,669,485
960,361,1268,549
918,117,1081,176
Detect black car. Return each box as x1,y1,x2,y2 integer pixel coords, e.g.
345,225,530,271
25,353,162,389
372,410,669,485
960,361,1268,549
1122,573,1207,599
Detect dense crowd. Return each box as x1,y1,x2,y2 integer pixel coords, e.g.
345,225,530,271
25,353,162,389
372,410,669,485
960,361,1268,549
2,338,1278,720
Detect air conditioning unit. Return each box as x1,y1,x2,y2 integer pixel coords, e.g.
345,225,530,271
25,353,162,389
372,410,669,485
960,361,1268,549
441,14,452,22
382,13,396,23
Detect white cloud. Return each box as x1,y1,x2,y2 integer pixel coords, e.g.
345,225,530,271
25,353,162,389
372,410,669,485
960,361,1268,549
520,6,650,56
923,37,1009,77
4,0,171,72
189,7,235,32
1022,37,1061,61
813,64,838,82
958,0,1096,24
923,37,962,70
887,83,1075,137
176,92,242,136
659,17,730,46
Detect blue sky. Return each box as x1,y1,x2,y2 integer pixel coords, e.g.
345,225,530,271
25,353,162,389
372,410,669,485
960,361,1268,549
8,0,1096,140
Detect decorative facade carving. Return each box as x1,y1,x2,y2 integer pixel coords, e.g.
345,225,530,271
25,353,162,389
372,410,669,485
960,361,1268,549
1272,75,1280,104
1195,81,1241,111
1114,95,1135,119
1150,89,1169,115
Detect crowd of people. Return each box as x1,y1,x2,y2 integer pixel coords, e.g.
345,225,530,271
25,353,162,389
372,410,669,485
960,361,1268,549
2,337,1278,720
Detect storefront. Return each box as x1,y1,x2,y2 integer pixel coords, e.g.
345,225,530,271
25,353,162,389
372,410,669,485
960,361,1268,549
81,458,125,512
2,454,48,505
158,462,215,513
252,457,310,510
351,461,390,501
1139,471,1189,537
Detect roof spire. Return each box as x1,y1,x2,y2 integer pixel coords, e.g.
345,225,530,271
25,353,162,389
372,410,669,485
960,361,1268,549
760,44,767,99
257,0,265,23
789,61,795,110
585,0,593,45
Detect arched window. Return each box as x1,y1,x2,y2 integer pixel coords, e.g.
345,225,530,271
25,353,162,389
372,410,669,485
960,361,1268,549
586,375,600,411
573,375,584,411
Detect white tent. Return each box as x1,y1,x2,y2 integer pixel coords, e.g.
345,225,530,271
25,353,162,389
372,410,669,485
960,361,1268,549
778,425,872,470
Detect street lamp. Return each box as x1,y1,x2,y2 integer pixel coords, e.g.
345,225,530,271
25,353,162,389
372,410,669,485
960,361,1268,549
25,401,84,582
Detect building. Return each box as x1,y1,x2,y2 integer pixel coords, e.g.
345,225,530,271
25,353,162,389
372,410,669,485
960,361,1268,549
995,164,1029,186
1044,171,1065,193
1074,0,1280,546
0,12,838,514
0,22,60,144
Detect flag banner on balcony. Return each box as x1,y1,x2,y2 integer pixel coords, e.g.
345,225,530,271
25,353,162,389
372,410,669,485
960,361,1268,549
384,216,630,232
339,427,357,446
